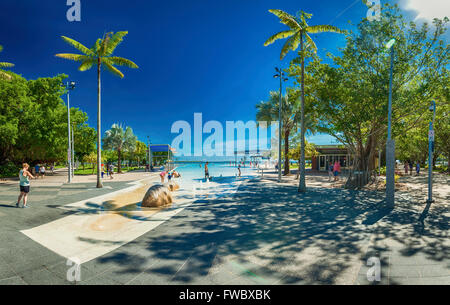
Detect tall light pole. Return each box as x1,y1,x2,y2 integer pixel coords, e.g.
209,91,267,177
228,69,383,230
66,81,76,183
147,136,152,170
274,67,288,183
385,39,395,208
427,100,437,203
71,123,75,178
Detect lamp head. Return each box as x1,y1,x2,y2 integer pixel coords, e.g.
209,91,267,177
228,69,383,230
385,39,396,50
429,100,436,112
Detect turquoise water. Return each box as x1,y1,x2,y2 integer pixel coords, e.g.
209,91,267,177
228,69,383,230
172,162,255,181
168,163,257,198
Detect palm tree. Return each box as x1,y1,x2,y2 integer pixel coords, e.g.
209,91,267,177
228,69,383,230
55,32,138,188
0,45,14,80
256,89,299,175
102,124,137,174
264,9,345,192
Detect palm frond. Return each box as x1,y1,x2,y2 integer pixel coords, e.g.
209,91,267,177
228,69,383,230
55,53,90,62
99,32,113,56
91,38,102,54
264,29,297,46
78,59,95,71
280,32,301,59
107,56,138,69
61,36,94,56
299,11,313,26
103,60,124,78
0,62,14,68
306,25,346,34
268,9,301,30
0,69,12,80
305,33,317,51
105,31,128,56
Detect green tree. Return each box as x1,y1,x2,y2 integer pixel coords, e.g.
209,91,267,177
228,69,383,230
304,4,449,186
55,32,139,188
102,123,137,173
264,9,345,192
0,72,96,171
0,45,14,80
73,121,96,170
256,90,296,175
134,140,147,167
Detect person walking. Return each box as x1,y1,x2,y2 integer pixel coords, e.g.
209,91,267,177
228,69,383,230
328,162,334,182
109,164,114,179
404,162,409,175
416,162,420,175
333,161,341,182
39,165,46,179
34,164,40,179
205,162,210,180
409,161,413,175
17,163,34,208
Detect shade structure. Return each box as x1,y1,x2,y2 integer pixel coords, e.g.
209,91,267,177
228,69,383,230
149,144,174,170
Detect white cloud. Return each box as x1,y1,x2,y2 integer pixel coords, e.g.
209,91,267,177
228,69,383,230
401,0,449,22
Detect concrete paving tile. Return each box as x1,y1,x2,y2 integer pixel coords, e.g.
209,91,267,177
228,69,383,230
0,262,17,280
421,275,450,285
18,266,67,285
0,276,28,285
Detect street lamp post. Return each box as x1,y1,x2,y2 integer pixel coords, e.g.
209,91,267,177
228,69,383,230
274,67,288,183
385,39,396,208
66,81,76,183
71,123,75,178
427,100,437,203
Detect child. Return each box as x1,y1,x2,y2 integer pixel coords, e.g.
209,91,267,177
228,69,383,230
160,171,166,183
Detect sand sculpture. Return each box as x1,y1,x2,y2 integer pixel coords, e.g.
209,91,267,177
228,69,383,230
142,185,173,207
168,182,180,192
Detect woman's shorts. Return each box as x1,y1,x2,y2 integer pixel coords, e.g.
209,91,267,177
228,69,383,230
20,185,30,193
334,171,339,176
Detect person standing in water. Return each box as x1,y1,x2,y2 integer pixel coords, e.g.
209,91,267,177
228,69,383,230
17,163,34,208
237,164,241,177
205,162,210,180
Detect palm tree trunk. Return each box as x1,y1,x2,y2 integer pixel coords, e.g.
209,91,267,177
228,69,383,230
96,58,103,188
298,31,306,193
118,149,122,173
284,130,290,175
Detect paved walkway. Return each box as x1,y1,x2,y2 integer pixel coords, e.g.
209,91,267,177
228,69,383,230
0,170,448,284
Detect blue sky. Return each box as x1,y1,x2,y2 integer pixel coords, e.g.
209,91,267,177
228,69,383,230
0,0,446,157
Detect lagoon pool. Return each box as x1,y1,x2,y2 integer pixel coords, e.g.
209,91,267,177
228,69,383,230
168,163,258,199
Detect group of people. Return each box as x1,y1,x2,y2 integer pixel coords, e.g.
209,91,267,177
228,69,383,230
403,161,420,175
159,169,181,183
101,163,115,179
328,161,342,182
31,164,51,179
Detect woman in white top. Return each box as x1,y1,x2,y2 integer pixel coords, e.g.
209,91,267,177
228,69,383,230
39,165,45,179
17,163,34,208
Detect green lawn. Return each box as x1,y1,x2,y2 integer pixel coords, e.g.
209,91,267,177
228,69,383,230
74,166,141,175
